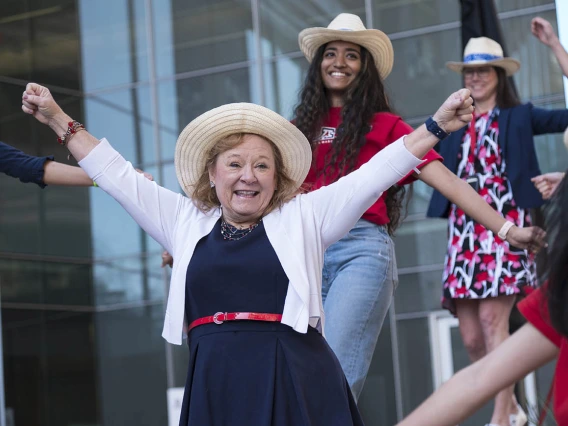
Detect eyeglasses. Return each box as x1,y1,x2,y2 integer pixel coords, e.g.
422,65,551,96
463,67,493,79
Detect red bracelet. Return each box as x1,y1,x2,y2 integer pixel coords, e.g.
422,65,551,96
58,120,85,146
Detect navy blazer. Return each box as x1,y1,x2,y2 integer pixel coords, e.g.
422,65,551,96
427,103,568,218
0,141,53,188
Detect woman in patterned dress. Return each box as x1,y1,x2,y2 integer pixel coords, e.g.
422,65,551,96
428,37,568,426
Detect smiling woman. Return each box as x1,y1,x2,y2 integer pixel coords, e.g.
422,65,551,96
21,80,477,426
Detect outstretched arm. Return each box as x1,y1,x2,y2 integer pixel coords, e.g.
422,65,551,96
419,161,546,252
532,17,568,77
22,82,181,254
308,89,474,247
396,323,558,426
43,160,95,186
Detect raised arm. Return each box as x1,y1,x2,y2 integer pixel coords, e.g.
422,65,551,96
307,89,474,247
396,323,558,426
531,17,568,78
22,83,182,253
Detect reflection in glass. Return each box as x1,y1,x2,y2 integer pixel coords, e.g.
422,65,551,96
260,0,365,56
93,256,165,306
0,1,82,90
264,57,309,119
80,0,149,91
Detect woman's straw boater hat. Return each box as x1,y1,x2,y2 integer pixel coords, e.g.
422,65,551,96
175,103,312,197
298,13,394,79
446,37,520,76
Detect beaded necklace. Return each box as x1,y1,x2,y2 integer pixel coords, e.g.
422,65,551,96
220,218,261,241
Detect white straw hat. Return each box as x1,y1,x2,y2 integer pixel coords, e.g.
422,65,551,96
446,37,520,76
298,13,394,79
175,103,312,197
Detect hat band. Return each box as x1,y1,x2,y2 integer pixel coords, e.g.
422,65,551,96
463,53,503,63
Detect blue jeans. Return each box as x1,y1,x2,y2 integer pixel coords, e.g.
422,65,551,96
322,219,398,401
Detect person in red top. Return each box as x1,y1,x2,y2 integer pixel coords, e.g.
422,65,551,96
293,13,545,402
396,173,568,426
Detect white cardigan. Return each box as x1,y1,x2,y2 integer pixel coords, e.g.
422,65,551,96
79,137,422,345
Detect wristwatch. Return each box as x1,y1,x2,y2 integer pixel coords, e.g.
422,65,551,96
425,117,449,140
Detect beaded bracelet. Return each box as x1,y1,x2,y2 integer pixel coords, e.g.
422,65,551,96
58,120,85,146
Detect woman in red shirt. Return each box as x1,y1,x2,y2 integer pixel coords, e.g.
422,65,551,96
397,173,568,426
293,13,544,405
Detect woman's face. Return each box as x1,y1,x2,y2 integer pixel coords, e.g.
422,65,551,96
320,40,362,102
463,66,498,105
209,134,277,226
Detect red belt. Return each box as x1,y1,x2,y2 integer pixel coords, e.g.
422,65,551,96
188,312,283,332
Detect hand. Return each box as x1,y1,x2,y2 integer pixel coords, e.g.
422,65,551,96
506,226,547,254
531,17,558,47
161,251,173,268
531,172,565,199
432,89,474,134
21,83,65,126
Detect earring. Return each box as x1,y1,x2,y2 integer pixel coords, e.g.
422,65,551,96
210,181,215,188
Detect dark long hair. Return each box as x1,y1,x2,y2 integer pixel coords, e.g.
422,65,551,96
494,67,521,109
541,173,568,338
294,43,407,234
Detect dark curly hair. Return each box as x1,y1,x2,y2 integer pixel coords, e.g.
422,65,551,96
293,43,407,235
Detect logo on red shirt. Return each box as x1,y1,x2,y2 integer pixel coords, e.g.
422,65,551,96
317,127,336,143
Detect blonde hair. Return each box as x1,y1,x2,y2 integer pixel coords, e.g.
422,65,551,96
191,133,299,214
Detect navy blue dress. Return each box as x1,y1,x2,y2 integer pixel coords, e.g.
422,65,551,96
179,219,364,426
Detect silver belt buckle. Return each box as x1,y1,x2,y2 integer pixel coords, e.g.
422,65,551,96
213,312,226,325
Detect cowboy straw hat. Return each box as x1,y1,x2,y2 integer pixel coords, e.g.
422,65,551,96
298,13,394,79
175,103,312,197
446,37,520,76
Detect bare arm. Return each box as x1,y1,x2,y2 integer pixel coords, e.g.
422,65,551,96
418,161,546,251
43,160,94,186
397,323,558,426
532,17,568,78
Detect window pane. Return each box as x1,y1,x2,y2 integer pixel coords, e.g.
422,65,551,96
503,10,563,100
260,0,366,57
93,256,165,306
397,318,434,415
394,218,448,269
386,28,462,119
373,0,460,34
263,56,309,119
79,0,149,91
170,0,254,73
494,0,554,13
0,1,81,90
395,269,444,314
0,259,93,306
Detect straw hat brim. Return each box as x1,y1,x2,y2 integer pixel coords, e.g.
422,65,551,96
174,103,312,198
446,58,521,76
298,28,394,79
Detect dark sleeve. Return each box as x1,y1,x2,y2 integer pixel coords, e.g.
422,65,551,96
529,103,568,136
0,141,54,188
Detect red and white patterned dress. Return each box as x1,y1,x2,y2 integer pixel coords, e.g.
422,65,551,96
442,109,536,314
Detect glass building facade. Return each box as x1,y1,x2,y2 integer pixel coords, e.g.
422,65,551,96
0,1,566,425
